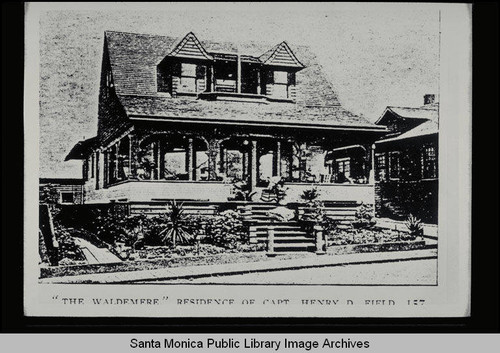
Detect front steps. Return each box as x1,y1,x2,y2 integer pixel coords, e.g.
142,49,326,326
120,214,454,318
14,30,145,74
240,204,316,253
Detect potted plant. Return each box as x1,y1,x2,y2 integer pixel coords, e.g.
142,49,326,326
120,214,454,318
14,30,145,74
300,187,320,206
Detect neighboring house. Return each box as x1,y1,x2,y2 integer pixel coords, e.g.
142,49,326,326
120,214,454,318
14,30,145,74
65,31,387,205
373,95,439,224
39,178,85,205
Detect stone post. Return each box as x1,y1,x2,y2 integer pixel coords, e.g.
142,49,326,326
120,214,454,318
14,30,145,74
267,225,276,257
314,224,326,255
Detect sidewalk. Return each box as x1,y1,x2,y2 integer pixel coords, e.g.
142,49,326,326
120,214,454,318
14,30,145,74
40,248,437,284
73,238,121,265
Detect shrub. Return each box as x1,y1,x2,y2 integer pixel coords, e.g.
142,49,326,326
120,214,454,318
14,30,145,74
39,184,60,205
352,203,376,229
203,210,246,249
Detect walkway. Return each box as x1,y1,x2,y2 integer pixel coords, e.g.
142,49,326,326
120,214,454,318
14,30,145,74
41,248,437,284
73,237,121,265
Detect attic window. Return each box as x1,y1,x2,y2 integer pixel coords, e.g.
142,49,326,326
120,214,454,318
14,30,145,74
272,70,295,99
179,63,197,93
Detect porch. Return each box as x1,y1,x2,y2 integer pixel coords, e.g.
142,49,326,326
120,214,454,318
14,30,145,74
86,121,383,204
83,179,374,204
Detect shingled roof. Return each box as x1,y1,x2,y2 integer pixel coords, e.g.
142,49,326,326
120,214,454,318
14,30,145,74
376,104,439,125
104,31,381,130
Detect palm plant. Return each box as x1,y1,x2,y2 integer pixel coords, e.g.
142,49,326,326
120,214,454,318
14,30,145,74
158,200,192,247
404,214,423,238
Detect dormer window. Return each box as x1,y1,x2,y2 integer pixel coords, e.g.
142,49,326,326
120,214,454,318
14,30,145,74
214,60,237,92
157,32,304,102
179,63,197,93
273,70,293,99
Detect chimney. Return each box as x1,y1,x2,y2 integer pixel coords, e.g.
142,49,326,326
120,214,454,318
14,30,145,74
424,94,435,105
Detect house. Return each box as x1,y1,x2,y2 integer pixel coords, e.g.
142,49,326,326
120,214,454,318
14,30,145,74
39,178,85,205
373,95,439,224
65,31,387,206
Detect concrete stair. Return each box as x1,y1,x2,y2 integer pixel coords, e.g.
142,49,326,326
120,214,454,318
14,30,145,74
240,204,315,253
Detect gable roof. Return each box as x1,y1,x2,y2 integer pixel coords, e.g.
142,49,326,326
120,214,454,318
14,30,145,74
259,41,305,68
167,32,213,61
376,119,438,144
376,104,439,125
65,136,98,160
103,31,380,130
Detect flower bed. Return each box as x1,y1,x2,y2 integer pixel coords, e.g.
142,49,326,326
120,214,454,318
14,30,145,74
326,226,420,246
326,239,426,255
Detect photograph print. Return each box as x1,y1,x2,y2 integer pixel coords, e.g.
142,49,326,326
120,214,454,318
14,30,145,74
26,2,471,317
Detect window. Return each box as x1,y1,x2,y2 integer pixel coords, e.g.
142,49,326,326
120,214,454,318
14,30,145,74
179,63,197,92
270,70,295,99
389,152,400,179
375,153,387,181
422,145,437,179
61,192,74,204
214,61,237,92
91,153,95,178
334,158,350,183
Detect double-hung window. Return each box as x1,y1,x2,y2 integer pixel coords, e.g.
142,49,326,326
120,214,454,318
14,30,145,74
389,151,400,179
422,144,437,179
179,63,197,93
375,152,387,181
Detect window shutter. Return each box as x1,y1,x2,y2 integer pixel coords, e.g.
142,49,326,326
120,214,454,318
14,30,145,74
287,72,296,85
196,65,206,79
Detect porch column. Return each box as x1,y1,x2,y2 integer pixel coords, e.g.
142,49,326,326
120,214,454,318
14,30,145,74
186,137,194,181
95,150,101,190
207,138,220,181
210,65,215,92
128,133,139,179
219,145,226,174
158,139,165,180
273,141,281,177
153,140,160,180
236,54,241,94
103,149,108,187
369,143,376,184
242,149,248,179
250,140,258,189
257,70,262,95
114,141,120,181
298,142,308,182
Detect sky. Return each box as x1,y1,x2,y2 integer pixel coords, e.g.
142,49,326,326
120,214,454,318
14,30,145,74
33,2,440,178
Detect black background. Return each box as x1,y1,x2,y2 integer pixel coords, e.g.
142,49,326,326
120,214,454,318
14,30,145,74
1,2,498,333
